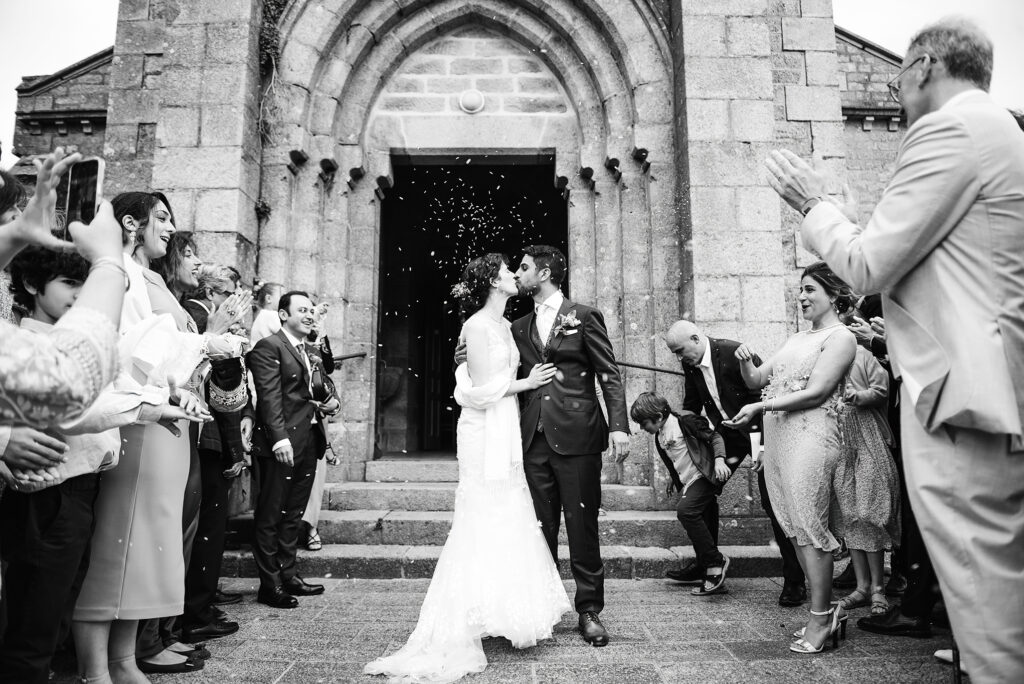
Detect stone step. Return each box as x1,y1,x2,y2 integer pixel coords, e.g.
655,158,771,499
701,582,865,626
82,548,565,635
230,509,773,548
323,482,658,511
221,544,782,580
364,459,459,482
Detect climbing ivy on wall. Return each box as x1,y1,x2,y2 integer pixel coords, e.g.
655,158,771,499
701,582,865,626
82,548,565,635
260,0,287,76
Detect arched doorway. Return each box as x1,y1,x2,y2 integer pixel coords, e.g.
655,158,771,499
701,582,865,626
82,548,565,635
265,0,678,484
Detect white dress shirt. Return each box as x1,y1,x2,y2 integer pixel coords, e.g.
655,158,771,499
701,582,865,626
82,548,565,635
535,290,565,344
698,341,729,420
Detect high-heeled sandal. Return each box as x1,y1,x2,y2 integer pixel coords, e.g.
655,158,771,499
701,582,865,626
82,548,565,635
870,590,889,616
837,588,870,610
306,528,322,551
790,607,842,654
793,609,848,639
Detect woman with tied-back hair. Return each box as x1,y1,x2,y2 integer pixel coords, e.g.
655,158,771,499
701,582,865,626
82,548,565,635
365,253,569,683
725,261,858,655
71,194,248,682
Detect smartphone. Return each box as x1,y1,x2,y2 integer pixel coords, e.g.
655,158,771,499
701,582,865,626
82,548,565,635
57,157,104,225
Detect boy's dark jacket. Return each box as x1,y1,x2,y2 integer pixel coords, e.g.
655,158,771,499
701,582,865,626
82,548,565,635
653,410,728,494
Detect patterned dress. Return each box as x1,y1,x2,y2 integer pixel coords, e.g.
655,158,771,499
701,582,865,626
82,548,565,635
835,346,901,552
762,327,850,552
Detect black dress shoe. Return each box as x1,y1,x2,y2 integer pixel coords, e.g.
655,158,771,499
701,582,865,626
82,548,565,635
257,586,299,609
183,620,240,640
778,581,807,607
213,589,244,605
665,561,703,584
578,611,609,647
283,575,325,596
857,606,932,638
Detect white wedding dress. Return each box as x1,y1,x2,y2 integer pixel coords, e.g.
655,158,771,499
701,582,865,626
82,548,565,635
365,312,569,683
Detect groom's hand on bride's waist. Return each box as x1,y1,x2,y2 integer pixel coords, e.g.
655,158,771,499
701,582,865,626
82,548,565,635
453,342,467,366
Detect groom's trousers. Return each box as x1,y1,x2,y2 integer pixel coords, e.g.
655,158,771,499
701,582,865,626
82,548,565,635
524,435,604,614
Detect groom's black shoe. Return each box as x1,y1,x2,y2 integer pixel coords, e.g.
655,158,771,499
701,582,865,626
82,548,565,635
579,612,609,647
665,560,703,585
283,575,325,596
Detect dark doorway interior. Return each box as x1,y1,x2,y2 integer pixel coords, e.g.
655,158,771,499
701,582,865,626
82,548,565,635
376,155,569,456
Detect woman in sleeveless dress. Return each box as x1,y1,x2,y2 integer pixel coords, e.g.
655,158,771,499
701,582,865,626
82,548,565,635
365,253,570,683
724,261,857,654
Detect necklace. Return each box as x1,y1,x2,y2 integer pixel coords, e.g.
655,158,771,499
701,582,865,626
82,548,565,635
807,322,843,334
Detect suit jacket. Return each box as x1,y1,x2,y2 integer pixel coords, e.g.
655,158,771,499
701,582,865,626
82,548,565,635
247,329,333,459
682,337,762,464
511,298,629,455
801,90,1024,448
654,410,728,494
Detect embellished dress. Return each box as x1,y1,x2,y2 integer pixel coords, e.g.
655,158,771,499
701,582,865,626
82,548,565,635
835,346,901,552
365,312,569,683
762,327,849,552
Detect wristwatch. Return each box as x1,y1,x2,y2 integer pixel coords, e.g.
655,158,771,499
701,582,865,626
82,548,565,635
800,196,826,216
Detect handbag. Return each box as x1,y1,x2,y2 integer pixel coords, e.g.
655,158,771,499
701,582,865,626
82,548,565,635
310,356,336,404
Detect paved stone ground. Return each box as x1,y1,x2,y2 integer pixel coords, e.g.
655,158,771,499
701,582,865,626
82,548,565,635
54,574,963,684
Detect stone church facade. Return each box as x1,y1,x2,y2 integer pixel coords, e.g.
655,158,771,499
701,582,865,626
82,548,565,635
11,2,907,527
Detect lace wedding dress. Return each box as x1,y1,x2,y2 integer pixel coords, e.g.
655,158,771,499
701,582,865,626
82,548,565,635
365,312,569,683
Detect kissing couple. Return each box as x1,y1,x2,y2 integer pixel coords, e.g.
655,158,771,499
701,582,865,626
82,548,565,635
365,245,631,683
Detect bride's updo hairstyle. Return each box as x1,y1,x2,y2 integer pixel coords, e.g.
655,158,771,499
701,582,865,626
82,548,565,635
801,260,856,314
454,252,508,320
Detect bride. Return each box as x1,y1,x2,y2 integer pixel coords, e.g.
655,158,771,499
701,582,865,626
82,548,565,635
365,253,570,683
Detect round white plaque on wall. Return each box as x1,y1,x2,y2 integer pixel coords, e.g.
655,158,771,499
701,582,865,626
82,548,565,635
458,89,485,114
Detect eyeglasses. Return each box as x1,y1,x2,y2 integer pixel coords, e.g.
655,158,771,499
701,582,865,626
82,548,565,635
887,54,929,102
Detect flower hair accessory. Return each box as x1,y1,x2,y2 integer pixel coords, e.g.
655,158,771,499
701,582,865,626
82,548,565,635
451,282,471,299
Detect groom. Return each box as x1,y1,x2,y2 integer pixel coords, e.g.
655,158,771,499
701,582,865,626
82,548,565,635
512,245,630,647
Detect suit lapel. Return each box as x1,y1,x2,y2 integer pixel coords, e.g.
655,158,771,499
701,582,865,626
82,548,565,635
545,298,575,357
277,330,310,382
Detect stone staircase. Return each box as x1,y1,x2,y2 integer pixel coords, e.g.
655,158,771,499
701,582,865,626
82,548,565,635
223,458,784,579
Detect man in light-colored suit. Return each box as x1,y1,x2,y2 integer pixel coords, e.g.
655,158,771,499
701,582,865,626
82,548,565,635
765,18,1024,683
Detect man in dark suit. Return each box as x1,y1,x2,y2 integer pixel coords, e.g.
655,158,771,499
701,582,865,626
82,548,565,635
248,290,340,608
664,320,807,607
512,245,630,647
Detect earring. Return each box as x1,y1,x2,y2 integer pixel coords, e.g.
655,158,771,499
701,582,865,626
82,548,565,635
128,230,137,244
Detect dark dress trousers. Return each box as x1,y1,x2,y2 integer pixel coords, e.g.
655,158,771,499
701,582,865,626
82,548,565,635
248,330,332,590
511,298,629,615
681,337,805,586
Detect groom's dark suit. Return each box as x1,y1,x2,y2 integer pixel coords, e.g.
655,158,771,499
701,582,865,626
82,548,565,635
512,297,629,614
681,337,805,587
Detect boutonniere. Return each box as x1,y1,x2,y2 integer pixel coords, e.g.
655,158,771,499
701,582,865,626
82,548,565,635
552,310,582,337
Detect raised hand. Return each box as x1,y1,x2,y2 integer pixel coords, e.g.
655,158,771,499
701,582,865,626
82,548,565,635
206,290,254,335
68,200,122,263
845,315,875,344
765,149,829,213
734,344,757,364
5,148,82,253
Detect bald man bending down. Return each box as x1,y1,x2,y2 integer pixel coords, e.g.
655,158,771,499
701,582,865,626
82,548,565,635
664,321,807,606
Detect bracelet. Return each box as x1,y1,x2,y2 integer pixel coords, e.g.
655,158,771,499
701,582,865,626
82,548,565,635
90,257,129,290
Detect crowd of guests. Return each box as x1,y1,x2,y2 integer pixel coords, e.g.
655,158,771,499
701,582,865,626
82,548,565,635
0,151,340,683
648,262,905,655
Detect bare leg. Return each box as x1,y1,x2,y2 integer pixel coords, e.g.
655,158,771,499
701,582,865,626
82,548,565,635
72,620,114,684
107,620,150,684
797,543,835,648
866,550,886,593
849,549,871,594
